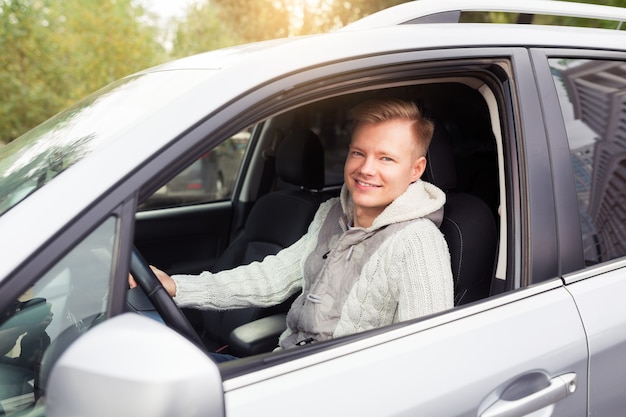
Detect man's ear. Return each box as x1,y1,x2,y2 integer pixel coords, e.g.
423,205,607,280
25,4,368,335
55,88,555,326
411,156,427,182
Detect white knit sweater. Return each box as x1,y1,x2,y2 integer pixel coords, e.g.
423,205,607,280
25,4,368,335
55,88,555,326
172,180,454,348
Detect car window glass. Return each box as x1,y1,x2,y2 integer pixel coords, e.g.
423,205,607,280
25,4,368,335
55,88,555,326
549,58,626,265
0,217,116,416
139,129,251,210
0,70,217,217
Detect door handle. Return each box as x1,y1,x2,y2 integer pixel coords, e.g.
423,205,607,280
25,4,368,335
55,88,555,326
480,373,577,417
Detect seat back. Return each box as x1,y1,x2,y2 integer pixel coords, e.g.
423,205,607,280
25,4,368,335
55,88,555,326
441,95,500,219
425,121,497,305
200,128,329,352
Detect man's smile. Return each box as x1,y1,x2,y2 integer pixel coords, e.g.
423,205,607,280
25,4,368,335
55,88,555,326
355,179,381,188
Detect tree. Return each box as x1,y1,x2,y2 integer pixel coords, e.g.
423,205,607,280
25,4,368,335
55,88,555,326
48,0,166,99
210,0,292,43
171,0,293,58
0,0,64,142
170,0,409,57
0,0,165,144
5,0,626,143
170,1,238,58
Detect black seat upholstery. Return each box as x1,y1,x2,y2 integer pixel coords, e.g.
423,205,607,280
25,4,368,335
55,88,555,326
441,96,500,219
425,122,498,305
200,128,330,353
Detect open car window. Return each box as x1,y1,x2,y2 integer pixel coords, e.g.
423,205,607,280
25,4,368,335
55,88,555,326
136,71,509,365
139,129,252,210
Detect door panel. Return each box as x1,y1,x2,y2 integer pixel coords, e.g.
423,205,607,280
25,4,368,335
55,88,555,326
566,265,626,416
133,127,253,275
134,202,234,274
225,284,588,417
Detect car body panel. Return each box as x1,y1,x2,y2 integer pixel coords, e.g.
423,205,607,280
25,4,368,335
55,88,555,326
564,262,626,415
224,283,588,417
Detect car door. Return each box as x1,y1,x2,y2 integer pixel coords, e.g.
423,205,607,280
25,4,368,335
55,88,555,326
534,50,626,415
205,47,590,416
565,267,626,416
223,284,586,417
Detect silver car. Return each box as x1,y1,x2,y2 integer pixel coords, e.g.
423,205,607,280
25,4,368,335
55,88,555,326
1,1,626,416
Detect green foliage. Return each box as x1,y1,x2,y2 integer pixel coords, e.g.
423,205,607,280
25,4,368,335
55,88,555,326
48,0,165,99
1,0,61,142
0,0,165,143
4,0,626,143
170,2,238,58
3,0,381,144
211,0,292,42
171,0,292,58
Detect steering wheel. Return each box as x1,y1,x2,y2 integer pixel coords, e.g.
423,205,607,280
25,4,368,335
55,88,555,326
129,247,205,349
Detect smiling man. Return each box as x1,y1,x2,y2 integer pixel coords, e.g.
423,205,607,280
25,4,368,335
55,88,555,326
345,100,431,228
148,98,453,356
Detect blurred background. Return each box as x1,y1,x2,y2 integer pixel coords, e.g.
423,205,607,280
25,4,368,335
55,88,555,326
1,0,624,144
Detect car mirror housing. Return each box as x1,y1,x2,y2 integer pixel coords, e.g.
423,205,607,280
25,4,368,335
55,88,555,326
47,313,224,417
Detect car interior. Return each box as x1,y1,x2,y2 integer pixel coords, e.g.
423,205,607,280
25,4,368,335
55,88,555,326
134,77,506,361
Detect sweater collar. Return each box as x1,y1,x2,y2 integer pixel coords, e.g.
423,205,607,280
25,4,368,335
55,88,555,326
340,179,446,231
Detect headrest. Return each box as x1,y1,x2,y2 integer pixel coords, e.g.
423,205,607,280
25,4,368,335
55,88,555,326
276,129,325,190
424,121,457,192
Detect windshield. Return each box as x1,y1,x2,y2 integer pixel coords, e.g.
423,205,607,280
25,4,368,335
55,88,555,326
0,70,215,217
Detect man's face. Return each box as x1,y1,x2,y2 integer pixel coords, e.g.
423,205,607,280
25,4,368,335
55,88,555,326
344,119,426,226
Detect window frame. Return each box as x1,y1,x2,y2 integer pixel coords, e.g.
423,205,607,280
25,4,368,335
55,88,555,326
160,49,544,377
532,47,626,277
135,48,526,286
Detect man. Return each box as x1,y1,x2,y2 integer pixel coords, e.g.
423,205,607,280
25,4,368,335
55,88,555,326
147,98,453,351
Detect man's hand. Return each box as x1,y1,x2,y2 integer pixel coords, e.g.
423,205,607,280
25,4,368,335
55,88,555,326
149,266,177,297
128,266,177,298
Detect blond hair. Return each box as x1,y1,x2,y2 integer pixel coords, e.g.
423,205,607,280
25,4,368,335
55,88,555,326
350,98,434,156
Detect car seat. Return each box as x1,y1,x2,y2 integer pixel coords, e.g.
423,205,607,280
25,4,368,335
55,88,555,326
424,121,498,305
440,95,500,219
199,128,330,353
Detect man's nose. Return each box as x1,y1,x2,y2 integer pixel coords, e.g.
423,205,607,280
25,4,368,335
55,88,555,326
358,156,376,175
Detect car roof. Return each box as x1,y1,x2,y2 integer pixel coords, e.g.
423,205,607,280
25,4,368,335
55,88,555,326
342,0,626,30
2,1,626,282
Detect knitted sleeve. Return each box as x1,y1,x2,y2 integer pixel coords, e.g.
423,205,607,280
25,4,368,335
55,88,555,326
333,220,453,337
171,199,335,310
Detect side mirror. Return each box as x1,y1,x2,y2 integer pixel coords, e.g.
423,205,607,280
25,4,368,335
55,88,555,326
46,313,224,417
